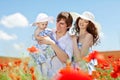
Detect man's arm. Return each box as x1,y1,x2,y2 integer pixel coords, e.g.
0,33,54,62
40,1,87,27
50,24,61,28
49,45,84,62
36,36,69,63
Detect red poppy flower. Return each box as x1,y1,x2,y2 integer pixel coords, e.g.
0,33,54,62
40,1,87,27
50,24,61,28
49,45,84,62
14,60,22,66
110,72,118,78
84,51,106,64
57,65,92,80
27,46,39,53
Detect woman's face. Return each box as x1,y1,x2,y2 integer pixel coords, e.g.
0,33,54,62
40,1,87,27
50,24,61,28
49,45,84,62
78,18,89,29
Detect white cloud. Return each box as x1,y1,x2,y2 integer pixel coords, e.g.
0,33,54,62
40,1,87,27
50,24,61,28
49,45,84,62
13,43,25,50
12,43,29,57
0,13,29,28
0,30,17,40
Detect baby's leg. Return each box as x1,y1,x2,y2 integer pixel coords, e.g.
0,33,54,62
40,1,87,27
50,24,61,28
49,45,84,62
41,63,48,77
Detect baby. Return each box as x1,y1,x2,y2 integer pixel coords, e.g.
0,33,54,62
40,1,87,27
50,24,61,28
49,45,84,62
33,13,54,50
31,13,55,77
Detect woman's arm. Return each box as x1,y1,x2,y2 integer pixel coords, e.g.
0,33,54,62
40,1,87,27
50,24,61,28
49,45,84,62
72,34,93,62
80,34,93,58
71,35,81,61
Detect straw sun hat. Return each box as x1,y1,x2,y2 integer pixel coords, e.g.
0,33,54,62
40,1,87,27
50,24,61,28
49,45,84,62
69,11,101,35
32,13,54,26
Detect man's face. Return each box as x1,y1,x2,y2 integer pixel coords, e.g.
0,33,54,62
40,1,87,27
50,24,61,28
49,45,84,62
56,19,67,33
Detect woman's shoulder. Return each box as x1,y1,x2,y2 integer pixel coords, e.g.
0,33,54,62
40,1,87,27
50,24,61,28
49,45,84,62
84,33,93,46
85,33,93,40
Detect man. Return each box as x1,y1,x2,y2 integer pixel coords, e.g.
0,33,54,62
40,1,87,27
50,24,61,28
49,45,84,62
36,12,73,77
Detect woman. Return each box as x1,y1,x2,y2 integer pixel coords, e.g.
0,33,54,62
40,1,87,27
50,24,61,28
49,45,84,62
69,11,100,74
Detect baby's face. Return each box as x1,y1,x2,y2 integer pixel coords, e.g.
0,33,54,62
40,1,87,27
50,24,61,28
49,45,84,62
36,21,48,30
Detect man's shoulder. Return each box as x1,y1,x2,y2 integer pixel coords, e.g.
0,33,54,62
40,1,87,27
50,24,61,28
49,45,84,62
64,32,73,42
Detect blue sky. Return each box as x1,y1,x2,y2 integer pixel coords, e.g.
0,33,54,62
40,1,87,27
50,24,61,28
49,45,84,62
0,0,120,57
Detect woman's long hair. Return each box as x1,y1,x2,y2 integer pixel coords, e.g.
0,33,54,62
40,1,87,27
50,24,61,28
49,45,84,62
74,17,99,45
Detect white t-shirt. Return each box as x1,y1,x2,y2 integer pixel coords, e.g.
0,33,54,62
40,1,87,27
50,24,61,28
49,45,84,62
32,29,73,78
49,29,73,76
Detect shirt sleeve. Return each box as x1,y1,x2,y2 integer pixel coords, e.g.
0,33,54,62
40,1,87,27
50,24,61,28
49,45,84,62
64,38,73,61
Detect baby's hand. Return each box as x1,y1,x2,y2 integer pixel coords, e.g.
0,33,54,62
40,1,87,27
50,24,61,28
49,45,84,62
38,40,42,45
35,35,40,41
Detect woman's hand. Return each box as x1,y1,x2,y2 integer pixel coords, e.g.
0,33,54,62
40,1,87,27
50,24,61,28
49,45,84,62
71,35,77,42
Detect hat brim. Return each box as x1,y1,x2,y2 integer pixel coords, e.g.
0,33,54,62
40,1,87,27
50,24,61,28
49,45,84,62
70,12,101,34
32,16,54,26
70,12,94,23
80,15,101,33
70,12,80,21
